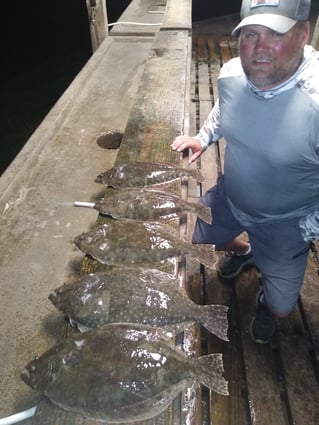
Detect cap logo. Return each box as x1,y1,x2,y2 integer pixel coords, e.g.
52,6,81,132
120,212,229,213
250,0,280,8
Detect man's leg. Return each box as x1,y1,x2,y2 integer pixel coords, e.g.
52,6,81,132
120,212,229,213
192,176,255,278
247,218,311,343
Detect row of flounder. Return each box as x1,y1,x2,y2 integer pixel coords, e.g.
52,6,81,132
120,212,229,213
22,161,229,423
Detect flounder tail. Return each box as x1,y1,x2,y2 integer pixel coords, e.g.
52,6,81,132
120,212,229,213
200,304,229,341
191,244,217,270
193,203,211,223
188,168,204,182
190,353,229,396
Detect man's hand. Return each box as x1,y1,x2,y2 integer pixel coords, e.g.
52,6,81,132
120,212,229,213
171,135,204,163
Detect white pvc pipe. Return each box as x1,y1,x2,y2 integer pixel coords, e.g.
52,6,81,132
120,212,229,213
0,406,36,425
107,21,162,26
74,201,95,208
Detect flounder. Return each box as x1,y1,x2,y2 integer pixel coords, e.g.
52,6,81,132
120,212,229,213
94,161,204,188
74,187,211,222
73,220,217,269
49,267,228,341
21,323,228,423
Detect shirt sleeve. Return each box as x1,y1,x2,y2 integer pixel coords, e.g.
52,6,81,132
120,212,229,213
299,211,319,241
194,99,223,150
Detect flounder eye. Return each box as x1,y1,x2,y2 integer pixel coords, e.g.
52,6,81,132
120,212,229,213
63,351,73,364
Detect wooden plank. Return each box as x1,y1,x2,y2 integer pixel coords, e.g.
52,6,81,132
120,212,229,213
110,0,164,36
177,34,204,425
198,83,211,101
229,38,238,58
301,245,319,354
205,269,250,425
161,0,192,30
206,37,220,109
219,39,233,65
117,30,191,164
311,12,319,49
235,272,288,425
196,36,209,61
86,0,108,51
278,305,319,424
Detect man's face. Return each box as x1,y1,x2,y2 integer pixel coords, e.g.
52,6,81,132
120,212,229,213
239,22,310,90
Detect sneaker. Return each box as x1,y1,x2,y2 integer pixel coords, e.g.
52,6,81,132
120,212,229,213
218,251,254,279
250,290,277,344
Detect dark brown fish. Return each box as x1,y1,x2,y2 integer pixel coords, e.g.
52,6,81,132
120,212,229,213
74,187,211,222
94,161,204,188
21,323,228,423
73,220,217,270
49,267,228,341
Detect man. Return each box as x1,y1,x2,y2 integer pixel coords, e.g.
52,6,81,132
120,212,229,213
171,0,319,344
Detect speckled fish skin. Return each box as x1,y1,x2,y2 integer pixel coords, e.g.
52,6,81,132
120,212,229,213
21,324,228,423
73,220,217,270
49,268,228,340
95,161,204,188
92,188,211,223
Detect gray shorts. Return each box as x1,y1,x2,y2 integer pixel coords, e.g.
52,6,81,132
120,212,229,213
193,176,311,315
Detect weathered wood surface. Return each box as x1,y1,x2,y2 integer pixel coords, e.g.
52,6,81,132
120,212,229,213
110,0,166,36
311,11,319,49
161,0,192,30
192,29,319,425
116,30,191,165
86,0,108,51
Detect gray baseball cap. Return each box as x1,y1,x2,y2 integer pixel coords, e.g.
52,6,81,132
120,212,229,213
232,0,311,35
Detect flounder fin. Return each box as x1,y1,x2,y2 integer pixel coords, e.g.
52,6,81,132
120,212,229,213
192,244,217,270
191,353,229,396
114,383,186,423
193,203,212,223
200,304,229,341
189,168,204,182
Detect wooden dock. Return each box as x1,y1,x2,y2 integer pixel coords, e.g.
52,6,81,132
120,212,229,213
5,1,319,424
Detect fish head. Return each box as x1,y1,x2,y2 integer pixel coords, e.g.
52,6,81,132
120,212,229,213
49,273,105,313
21,340,83,391
94,172,108,184
73,224,110,252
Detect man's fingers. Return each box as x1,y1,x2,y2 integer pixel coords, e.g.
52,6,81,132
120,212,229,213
189,151,201,163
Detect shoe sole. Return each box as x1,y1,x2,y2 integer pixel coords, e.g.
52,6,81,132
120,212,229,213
249,320,272,344
218,258,255,279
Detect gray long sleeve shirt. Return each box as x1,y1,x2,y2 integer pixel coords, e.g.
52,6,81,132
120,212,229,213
195,45,319,240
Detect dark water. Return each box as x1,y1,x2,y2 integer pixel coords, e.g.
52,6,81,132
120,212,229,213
0,0,240,174
0,0,131,174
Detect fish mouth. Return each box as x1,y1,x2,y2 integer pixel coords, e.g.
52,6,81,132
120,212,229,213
21,361,43,390
48,292,58,306
21,369,35,388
